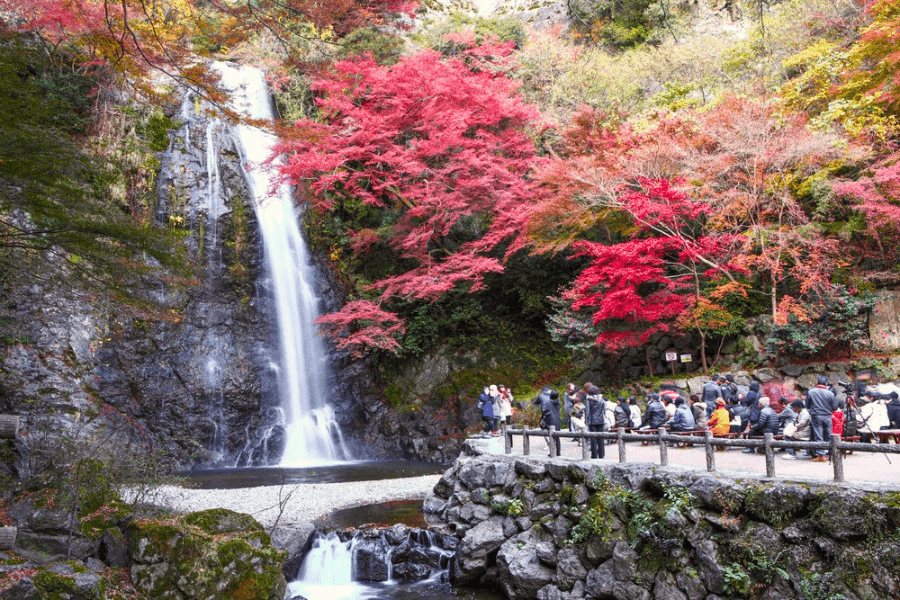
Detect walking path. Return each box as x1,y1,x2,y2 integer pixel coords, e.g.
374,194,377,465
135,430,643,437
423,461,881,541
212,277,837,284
479,434,900,489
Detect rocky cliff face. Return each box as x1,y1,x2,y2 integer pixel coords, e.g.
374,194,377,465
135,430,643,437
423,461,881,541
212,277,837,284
0,97,279,468
425,443,900,600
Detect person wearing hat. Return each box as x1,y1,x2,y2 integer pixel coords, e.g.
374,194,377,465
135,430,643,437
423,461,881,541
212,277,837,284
805,375,839,461
707,398,731,447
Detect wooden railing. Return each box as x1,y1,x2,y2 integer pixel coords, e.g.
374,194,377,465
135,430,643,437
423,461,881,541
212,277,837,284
502,426,900,483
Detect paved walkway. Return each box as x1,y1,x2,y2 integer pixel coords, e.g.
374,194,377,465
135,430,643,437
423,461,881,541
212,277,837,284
473,434,900,490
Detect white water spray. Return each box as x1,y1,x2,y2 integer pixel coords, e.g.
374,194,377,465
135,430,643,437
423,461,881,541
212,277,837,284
213,62,351,465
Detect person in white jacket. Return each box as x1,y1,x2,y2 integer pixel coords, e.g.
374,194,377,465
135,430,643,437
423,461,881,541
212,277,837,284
858,395,890,442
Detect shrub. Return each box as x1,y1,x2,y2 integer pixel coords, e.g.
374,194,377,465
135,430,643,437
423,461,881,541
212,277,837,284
766,285,876,358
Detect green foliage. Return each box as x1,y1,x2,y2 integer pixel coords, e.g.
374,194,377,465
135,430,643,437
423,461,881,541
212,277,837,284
0,32,189,304
339,27,405,64
799,572,847,600
417,12,526,52
766,285,876,359
569,504,611,544
492,498,524,516
722,562,752,595
567,0,654,49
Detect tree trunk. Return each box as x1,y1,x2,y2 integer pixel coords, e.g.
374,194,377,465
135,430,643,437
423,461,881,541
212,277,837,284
699,330,708,374
771,275,778,320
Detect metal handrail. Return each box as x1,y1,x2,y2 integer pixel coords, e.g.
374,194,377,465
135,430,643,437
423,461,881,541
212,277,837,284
501,425,900,483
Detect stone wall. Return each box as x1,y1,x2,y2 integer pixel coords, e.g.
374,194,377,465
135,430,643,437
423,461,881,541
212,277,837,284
425,443,900,600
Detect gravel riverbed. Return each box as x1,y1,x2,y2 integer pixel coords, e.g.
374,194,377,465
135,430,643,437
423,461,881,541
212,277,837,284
133,474,442,528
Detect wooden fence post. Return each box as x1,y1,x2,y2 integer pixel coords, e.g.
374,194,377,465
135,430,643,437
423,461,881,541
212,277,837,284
764,433,776,478
658,429,668,466
0,527,16,550
831,434,844,482
548,426,557,458
705,431,716,472
504,427,512,454
523,426,530,456
617,428,626,463
582,430,590,461
0,415,19,439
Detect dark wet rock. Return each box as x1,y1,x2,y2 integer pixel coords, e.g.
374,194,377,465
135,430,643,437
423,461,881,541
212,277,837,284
392,562,432,582
497,531,555,600
676,571,707,600
99,527,128,567
585,560,615,599
452,517,507,584
694,540,725,595
556,547,588,591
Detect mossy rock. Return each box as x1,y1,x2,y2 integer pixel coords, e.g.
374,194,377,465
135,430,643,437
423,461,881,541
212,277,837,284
743,483,809,527
128,509,287,600
181,508,264,535
80,498,133,540
32,570,105,600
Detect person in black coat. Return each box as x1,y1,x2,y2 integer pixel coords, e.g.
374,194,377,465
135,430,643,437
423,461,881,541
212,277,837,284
540,389,562,455
744,381,761,407
885,392,900,429
640,394,667,430
745,396,780,452
584,385,606,459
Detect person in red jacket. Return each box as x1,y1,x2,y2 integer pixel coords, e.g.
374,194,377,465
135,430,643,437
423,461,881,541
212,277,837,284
832,401,846,436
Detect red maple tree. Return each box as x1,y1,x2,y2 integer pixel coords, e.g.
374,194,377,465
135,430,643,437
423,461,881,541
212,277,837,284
559,178,739,364
278,45,542,355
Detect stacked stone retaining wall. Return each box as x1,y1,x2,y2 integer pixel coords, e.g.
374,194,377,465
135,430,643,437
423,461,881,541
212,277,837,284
424,442,900,600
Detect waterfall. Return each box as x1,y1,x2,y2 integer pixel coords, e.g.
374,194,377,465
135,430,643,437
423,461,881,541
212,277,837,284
212,62,352,466
288,529,455,600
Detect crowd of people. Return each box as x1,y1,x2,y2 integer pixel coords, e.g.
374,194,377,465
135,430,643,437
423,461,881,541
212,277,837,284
476,384,514,437
477,375,900,461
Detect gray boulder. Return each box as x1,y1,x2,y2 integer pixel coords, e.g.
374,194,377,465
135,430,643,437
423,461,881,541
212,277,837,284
497,531,556,600
452,517,507,583
556,547,589,591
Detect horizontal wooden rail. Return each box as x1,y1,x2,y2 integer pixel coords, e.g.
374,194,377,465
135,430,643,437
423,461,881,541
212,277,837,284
502,425,900,483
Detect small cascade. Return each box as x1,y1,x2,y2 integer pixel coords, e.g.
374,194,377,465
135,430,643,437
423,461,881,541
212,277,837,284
212,61,352,465
288,527,456,600
204,119,225,250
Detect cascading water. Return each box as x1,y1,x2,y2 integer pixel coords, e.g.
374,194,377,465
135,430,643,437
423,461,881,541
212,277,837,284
212,62,352,465
288,529,457,600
